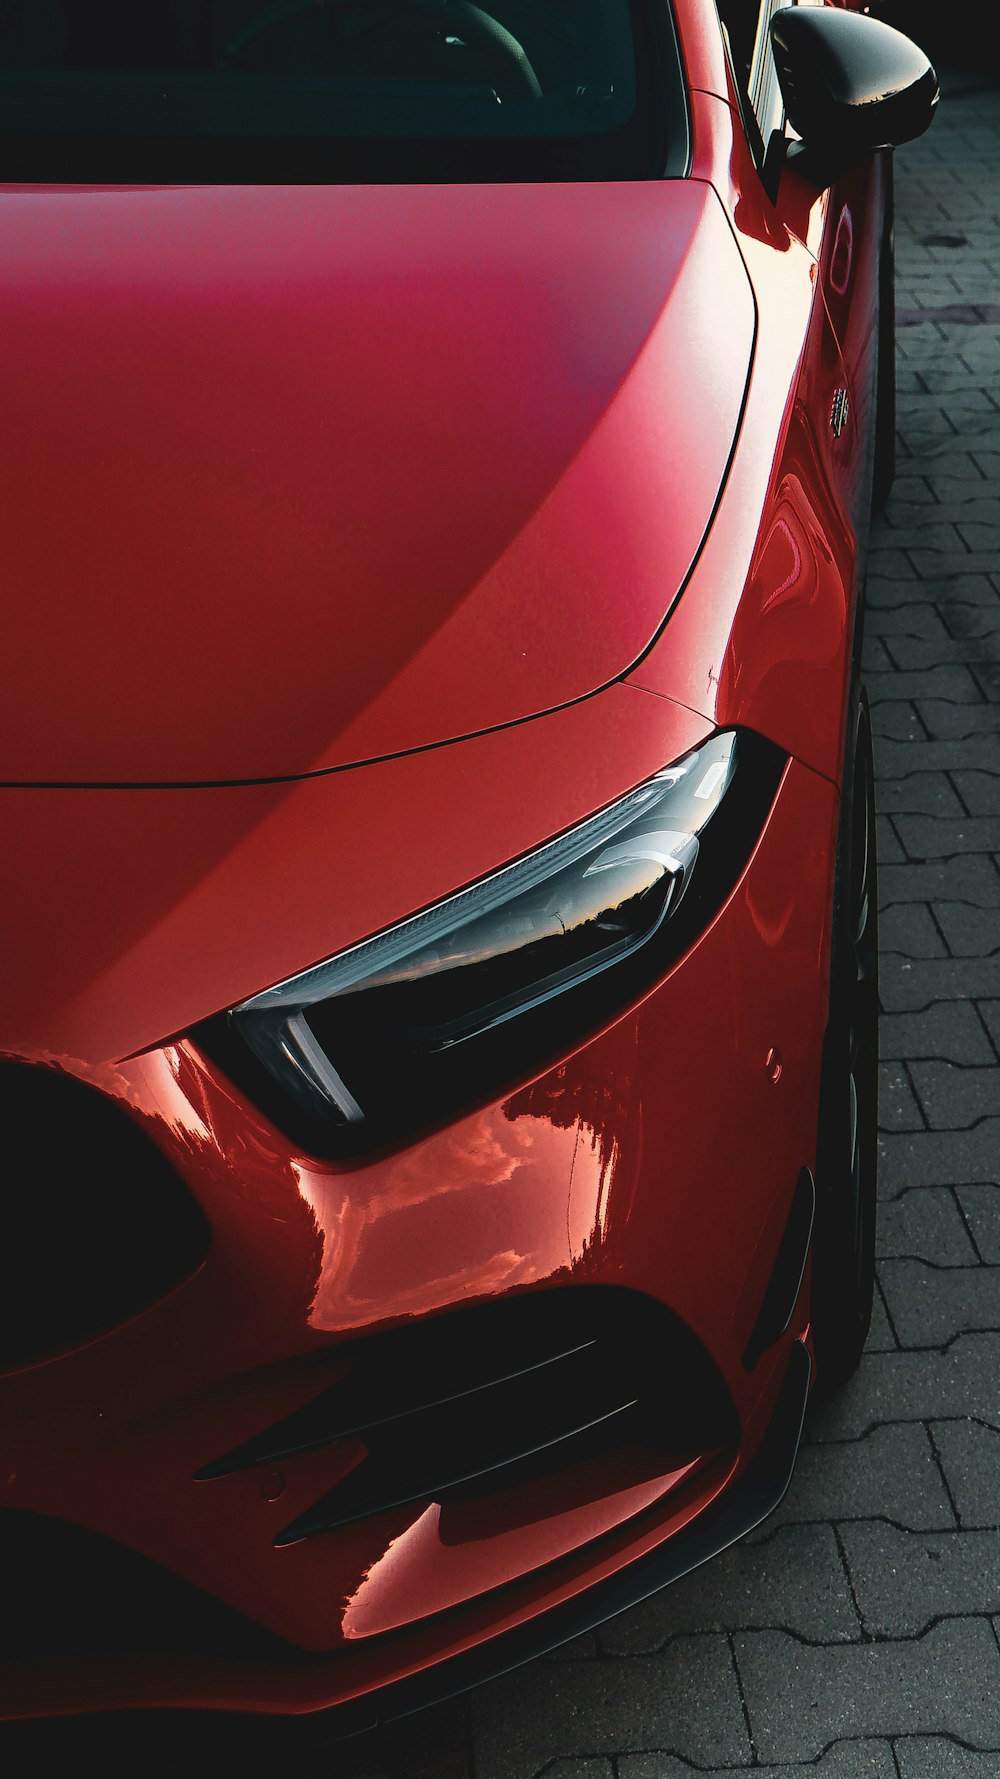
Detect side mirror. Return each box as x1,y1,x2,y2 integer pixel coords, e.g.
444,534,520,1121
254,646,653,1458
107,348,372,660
769,5,939,188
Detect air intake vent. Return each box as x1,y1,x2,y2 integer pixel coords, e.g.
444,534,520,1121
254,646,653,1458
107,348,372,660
0,1064,210,1371
196,1287,739,1546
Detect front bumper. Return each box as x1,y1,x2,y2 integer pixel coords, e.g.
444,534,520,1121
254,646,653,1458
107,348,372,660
0,743,838,1730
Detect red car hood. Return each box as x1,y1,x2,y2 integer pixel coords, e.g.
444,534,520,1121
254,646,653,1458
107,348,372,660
0,180,754,785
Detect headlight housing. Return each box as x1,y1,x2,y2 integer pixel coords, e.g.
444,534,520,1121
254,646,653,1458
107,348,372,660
220,729,784,1149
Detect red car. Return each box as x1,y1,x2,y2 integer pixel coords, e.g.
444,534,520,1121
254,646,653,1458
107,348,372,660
0,0,936,1752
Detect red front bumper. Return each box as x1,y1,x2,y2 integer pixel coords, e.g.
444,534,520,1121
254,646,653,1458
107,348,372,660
0,749,837,1728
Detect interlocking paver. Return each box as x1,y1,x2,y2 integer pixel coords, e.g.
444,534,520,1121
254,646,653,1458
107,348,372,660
880,999,996,1063
840,1522,1000,1635
934,901,1000,956
910,696,1000,737
878,855,1000,909
981,1000,1000,1056
598,1526,859,1654
879,1119,1000,1193
618,1743,897,1778
896,1739,1000,1777
957,1184,1000,1261
931,1419,1000,1528
880,1061,927,1131
875,736,1000,776
893,814,1000,859
953,769,1000,814
878,1261,1000,1348
910,1059,1000,1126
879,903,949,955
772,1423,954,1531
734,1619,1000,1762
469,1636,750,1778
807,1335,1000,1439
880,959,1000,1012
876,1186,979,1264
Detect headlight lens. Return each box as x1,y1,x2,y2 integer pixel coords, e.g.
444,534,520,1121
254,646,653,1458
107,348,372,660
225,729,781,1144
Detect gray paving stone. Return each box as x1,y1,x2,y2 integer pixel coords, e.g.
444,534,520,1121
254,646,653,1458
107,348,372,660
953,770,1000,816
868,1281,899,1351
868,576,996,612
878,1260,1000,1348
865,602,951,638
870,700,924,741
974,663,1000,704
779,1423,953,1532
910,1060,1000,1127
913,698,1000,739
470,1636,749,1778
877,1186,979,1264
878,816,907,865
619,1742,896,1778
880,1120,1000,1195
957,1185,1000,1262
880,768,970,812
841,1522,1000,1635
932,1419,1000,1528
866,668,985,707
887,635,1000,670
533,1765,613,1779
945,606,1000,638
879,856,1000,910
865,636,898,674
807,1335,1000,1440
934,901,1000,956
734,1619,1000,1762
896,1737,1000,1777
880,906,949,958
875,736,1000,778
879,958,1000,1013
880,1000,996,1064
893,815,1000,859
880,1062,927,1131
599,1525,859,1654
981,1001,1000,1057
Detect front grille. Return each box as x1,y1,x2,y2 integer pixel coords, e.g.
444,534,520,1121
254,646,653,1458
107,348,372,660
196,1287,739,1546
0,1064,210,1370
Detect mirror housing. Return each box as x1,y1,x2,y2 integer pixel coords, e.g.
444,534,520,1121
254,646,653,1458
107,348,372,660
769,5,938,189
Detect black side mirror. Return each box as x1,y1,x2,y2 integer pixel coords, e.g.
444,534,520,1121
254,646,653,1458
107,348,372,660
769,5,938,188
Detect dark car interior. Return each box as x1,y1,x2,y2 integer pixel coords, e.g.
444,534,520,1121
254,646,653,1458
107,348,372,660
0,0,684,178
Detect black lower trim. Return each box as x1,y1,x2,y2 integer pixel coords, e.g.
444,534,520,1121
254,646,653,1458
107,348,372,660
2,1340,810,1758
310,1337,811,1750
743,1169,816,1372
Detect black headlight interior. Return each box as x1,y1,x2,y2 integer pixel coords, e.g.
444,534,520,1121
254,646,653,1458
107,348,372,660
205,729,786,1152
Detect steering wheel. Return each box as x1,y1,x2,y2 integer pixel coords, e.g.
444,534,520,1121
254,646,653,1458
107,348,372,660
221,0,544,100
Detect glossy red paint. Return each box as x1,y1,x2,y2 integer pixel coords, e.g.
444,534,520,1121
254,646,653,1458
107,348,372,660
0,179,752,785
1,754,833,1715
0,0,915,1738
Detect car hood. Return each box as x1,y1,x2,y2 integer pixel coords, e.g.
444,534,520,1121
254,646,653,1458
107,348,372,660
0,180,754,785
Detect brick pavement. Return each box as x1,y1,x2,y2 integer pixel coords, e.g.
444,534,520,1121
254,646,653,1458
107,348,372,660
335,64,1000,1779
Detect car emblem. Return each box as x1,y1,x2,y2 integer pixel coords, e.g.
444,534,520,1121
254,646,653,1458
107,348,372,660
831,388,850,437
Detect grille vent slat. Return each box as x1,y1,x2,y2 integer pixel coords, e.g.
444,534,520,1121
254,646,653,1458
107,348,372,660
195,1287,740,1550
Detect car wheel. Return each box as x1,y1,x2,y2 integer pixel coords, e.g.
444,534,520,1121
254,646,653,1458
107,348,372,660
811,685,879,1392
872,164,896,513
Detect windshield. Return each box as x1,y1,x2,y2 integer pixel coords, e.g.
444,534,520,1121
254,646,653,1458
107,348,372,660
0,1,682,180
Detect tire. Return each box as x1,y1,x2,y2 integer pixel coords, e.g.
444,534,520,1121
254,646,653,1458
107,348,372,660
811,685,880,1393
872,163,896,514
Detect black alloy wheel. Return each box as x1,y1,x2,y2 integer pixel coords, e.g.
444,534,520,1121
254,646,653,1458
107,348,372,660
811,687,880,1392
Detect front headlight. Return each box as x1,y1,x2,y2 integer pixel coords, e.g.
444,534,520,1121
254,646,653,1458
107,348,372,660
223,729,783,1146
